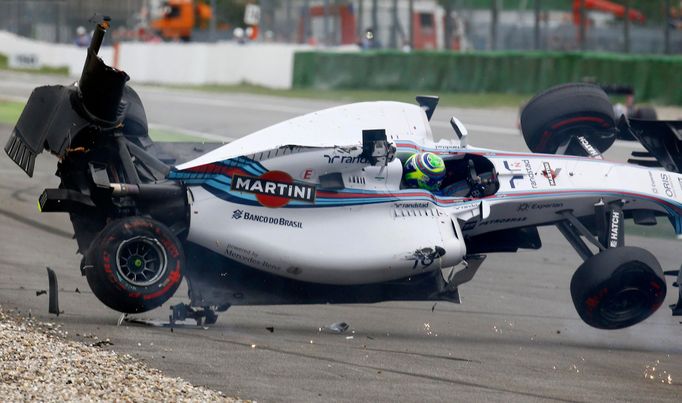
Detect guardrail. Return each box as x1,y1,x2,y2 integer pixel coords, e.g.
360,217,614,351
0,31,308,89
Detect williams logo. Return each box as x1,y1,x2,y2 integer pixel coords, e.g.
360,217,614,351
509,175,524,189
324,154,369,164
503,160,523,172
231,171,316,208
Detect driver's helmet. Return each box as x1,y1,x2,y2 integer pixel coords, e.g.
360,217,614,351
403,152,446,191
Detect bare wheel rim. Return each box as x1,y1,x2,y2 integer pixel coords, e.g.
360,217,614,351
116,236,168,287
598,287,648,324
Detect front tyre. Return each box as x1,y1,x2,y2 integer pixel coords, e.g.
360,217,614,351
85,217,184,313
570,247,666,330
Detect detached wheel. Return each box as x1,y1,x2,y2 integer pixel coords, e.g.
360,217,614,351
85,217,184,313
570,247,666,330
520,83,616,155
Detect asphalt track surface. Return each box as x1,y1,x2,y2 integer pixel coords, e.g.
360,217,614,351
1,72,682,402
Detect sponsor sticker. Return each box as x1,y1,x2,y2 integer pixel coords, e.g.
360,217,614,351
517,202,564,212
608,210,623,248
231,171,316,208
477,217,527,226
541,162,561,186
324,154,370,164
577,136,602,159
224,243,282,272
462,216,528,231
232,209,303,229
523,159,538,189
649,171,658,194
503,160,523,172
301,169,314,180
660,173,677,198
394,202,430,209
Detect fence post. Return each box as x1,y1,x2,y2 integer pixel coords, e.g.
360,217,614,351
209,0,216,42
490,0,499,50
285,0,292,42
623,0,630,53
534,0,540,50
664,0,671,54
444,0,453,50
408,0,414,49
390,0,398,48
323,0,330,45
358,0,364,40
371,0,378,40
579,0,586,51
303,0,311,43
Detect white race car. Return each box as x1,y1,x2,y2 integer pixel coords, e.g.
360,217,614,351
6,19,682,329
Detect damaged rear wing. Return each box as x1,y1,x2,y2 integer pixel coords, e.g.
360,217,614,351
4,86,91,177
620,116,682,173
4,16,129,177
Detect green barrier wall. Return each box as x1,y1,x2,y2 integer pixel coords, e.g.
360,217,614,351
292,51,682,105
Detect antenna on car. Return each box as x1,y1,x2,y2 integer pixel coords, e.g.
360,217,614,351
450,117,468,147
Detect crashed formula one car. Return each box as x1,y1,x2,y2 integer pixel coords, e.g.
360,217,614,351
6,19,682,329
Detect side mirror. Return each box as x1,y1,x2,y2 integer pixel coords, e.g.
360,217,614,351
361,129,396,166
450,117,468,147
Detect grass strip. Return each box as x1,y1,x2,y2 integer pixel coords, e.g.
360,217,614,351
0,100,23,125
0,100,206,142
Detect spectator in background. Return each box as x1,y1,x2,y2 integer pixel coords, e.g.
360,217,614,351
74,26,90,47
670,5,682,30
359,28,381,50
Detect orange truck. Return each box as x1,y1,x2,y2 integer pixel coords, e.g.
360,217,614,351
572,0,645,26
151,0,213,41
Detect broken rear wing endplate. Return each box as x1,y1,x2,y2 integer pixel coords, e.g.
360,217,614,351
4,86,90,177
620,116,682,173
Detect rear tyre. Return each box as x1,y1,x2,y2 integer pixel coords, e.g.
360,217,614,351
85,217,184,313
570,247,666,330
520,83,616,155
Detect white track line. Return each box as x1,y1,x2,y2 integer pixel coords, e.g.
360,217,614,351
148,123,234,142
0,95,28,103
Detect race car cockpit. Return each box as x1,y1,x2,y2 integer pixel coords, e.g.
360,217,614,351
439,154,499,198
399,153,499,198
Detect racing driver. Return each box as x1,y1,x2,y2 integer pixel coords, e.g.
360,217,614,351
403,152,446,191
